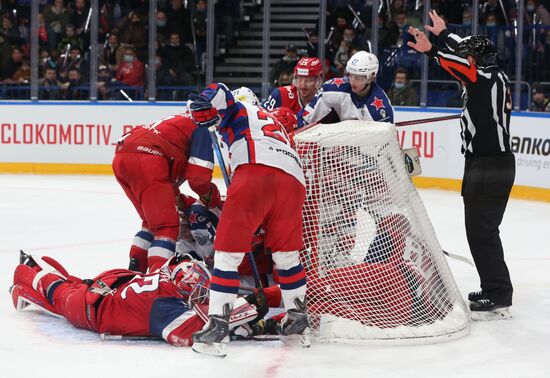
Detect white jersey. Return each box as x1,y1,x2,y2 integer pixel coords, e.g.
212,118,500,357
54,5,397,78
298,78,394,127
202,83,305,186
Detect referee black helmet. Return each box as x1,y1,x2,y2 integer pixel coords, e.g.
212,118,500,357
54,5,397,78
455,35,497,67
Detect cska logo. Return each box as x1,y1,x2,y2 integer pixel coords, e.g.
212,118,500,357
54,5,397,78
370,97,385,111
332,78,345,87
188,211,198,225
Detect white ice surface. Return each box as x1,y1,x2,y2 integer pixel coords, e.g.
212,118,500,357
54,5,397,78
0,175,549,378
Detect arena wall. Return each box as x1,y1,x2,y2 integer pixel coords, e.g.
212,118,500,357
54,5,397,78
1,102,549,202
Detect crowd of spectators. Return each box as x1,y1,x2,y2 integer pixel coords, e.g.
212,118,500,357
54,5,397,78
271,0,550,111
0,0,549,111
0,0,238,100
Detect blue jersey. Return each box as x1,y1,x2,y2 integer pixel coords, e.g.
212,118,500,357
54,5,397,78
298,78,394,127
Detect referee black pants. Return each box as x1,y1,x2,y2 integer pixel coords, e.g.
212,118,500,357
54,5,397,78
462,153,515,306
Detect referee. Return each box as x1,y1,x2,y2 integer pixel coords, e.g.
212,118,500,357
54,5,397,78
408,10,515,320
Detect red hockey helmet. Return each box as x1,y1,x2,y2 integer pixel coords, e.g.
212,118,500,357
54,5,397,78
171,258,211,307
294,57,322,77
270,106,298,134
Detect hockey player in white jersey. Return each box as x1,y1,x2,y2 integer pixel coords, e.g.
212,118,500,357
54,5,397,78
298,50,394,127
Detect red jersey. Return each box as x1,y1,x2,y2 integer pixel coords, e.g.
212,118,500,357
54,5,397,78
262,85,303,115
116,114,214,196
95,268,204,346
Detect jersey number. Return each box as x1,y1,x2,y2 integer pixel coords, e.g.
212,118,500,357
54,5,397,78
257,111,288,144
120,274,160,299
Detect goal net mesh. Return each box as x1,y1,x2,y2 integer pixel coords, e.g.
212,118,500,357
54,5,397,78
294,121,469,344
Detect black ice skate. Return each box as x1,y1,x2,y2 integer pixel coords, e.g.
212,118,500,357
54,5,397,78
192,304,231,357
470,299,512,321
468,290,488,302
19,250,37,267
279,297,311,347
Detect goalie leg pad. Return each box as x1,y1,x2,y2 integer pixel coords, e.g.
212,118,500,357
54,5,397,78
10,283,61,317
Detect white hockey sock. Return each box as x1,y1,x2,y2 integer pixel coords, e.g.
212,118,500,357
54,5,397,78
272,251,307,311
208,252,245,316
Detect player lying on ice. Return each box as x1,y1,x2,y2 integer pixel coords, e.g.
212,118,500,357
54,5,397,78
10,251,271,348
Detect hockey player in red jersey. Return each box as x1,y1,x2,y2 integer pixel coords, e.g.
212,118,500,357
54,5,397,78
188,83,309,356
262,57,323,114
113,113,221,273
10,251,265,347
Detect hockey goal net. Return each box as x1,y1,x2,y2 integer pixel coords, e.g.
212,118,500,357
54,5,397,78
294,121,469,344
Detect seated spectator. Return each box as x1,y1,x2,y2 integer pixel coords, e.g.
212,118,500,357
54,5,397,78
11,59,31,84
387,67,418,106
394,12,414,46
58,46,88,82
64,68,86,100
0,32,12,70
167,0,192,43
57,24,84,53
276,70,293,87
39,66,65,100
334,40,351,76
102,33,124,72
524,0,550,26
271,43,300,85
38,13,57,53
156,10,172,46
115,11,148,61
96,65,113,100
115,46,145,87
342,27,367,50
0,15,21,46
1,46,23,83
71,0,90,35
365,14,398,49
481,0,509,26
43,0,72,40
530,85,550,112
162,33,195,85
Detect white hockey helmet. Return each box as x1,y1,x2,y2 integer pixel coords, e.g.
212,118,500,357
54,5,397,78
345,50,379,80
231,86,260,105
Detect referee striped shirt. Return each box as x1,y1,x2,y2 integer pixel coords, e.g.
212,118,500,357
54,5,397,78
427,30,513,156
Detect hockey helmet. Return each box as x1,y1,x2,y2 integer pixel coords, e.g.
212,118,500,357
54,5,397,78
171,258,211,307
231,86,260,105
345,50,379,79
270,106,298,134
294,57,322,77
455,35,497,67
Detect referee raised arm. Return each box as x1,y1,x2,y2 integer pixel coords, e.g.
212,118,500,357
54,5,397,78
408,10,515,321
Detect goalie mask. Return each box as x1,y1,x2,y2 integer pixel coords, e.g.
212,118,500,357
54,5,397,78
171,258,211,307
181,202,220,263
231,86,260,106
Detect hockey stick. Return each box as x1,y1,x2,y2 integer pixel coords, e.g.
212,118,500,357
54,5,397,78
99,334,161,342
442,249,475,267
207,126,266,298
395,114,461,127
293,114,460,136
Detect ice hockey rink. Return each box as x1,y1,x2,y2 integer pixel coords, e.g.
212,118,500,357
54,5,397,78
0,174,549,378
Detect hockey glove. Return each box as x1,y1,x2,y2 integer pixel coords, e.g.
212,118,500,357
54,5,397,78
245,290,269,321
199,183,222,209
188,94,221,128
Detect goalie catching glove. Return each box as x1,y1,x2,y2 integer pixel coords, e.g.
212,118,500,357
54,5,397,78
188,94,221,128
